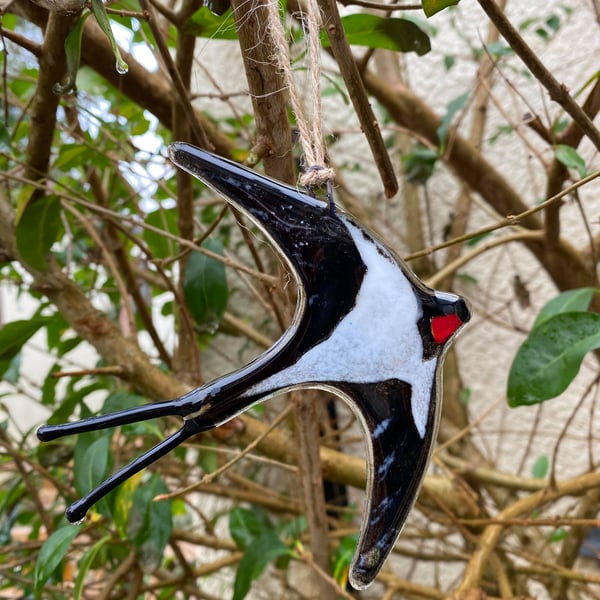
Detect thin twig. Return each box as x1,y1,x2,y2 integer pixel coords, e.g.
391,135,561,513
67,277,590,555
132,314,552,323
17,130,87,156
102,6,150,19
339,0,420,8
138,0,212,150
97,551,137,600
317,0,398,197
153,404,295,501
476,0,600,152
451,517,600,528
406,169,600,261
457,469,600,592
57,193,277,284
426,230,543,287
52,366,126,378
0,429,54,533
62,202,138,338
295,542,355,600
0,25,41,57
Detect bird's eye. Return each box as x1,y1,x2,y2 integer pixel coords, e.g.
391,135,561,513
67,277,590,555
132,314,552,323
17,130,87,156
430,313,462,344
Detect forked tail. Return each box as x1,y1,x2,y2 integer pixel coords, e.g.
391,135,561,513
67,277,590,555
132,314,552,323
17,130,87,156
37,388,211,522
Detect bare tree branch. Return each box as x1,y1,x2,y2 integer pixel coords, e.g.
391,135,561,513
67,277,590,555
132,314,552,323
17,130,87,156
476,0,600,152
362,70,597,292
25,10,76,186
317,0,399,198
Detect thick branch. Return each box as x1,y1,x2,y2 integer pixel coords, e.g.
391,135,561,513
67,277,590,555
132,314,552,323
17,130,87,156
167,0,203,381
25,11,76,184
228,5,331,589
230,0,295,183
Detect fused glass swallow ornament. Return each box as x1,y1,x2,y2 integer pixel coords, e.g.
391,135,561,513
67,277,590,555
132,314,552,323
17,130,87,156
37,143,470,590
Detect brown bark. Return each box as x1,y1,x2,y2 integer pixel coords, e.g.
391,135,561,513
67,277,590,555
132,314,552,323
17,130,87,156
230,0,295,184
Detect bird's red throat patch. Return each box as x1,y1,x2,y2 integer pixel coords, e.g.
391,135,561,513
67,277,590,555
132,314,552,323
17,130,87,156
431,314,463,344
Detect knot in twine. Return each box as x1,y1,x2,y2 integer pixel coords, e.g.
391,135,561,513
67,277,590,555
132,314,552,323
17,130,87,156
300,164,335,188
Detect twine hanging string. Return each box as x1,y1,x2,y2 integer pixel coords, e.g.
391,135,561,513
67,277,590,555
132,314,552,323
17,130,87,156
266,0,335,190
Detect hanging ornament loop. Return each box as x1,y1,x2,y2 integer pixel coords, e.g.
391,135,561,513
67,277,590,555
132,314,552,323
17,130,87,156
266,0,334,192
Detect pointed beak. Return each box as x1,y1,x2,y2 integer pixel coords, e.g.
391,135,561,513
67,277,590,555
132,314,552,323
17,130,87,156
168,142,326,224
169,143,246,191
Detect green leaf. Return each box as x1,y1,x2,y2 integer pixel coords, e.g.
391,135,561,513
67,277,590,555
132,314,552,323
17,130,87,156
277,515,307,541
437,91,469,148
0,318,49,378
74,434,112,499
34,524,83,595
45,312,70,352
485,41,513,57
0,122,11,151
422,0,461,17
41,363,61,406
466,231,492,247
15,196,64,271
101,392,161,437
546,14,561,32
90,0,128,74
548,527,567,543
113,473,142,539
144,208,178,260
198,441,218,474
402,143,438,184
0,479,25,545
229,506,274,549
55,143,112,172
554,144,587,178
54,13,90,95
332,533,358,587
183,239,228,329
126,474,172,570
233,531,289,600
531,454,549,478
47,382,105,425
2,353,21,383
184,7,237,39
74,535,111,600
533,287,597,328
507,312,600,407
322,15,430,56
459,387,471,406
443,54,455,70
